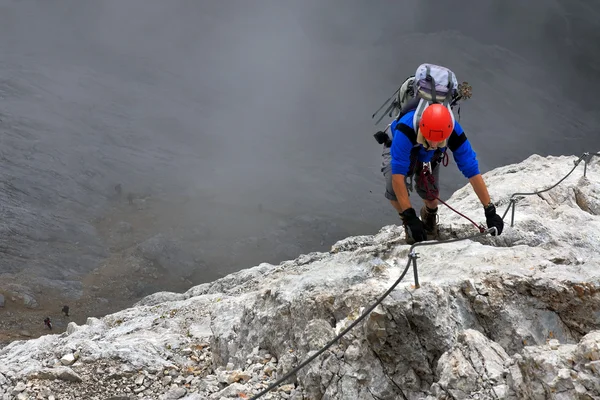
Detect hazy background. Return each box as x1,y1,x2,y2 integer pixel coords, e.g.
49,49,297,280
1,0,600,291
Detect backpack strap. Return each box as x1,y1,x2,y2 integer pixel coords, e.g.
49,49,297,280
393,123,417,145
443,69,455,105
427,66,437,104
407,145,421,178
423,65,455,106
412,98,456,137
393,122,422,179
412,98,428,133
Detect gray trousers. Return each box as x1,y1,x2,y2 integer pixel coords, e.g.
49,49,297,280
381,145,440,202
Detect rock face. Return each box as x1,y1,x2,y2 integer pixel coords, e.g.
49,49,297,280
1,153,600,399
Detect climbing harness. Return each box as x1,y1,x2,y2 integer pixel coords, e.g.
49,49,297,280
417,163,486,233
249,151,599,400
439,150,449,167
408,151,486,233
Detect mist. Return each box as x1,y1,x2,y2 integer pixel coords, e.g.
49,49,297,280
1,0,600,287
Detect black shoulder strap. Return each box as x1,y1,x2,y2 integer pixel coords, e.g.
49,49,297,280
393,122,417,145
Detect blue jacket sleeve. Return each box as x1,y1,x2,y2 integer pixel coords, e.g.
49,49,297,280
390,121,414,176
450,121,480,179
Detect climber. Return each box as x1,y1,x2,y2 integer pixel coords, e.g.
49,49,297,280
375,63,504,243
44,317,52,330
380,102,504,243
62,305,70,317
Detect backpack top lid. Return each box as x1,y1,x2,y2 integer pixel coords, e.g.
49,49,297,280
411,64,459,134
414,63,459,106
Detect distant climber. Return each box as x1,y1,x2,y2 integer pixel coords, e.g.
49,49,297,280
114,183,122,197
43,317,52,330
127,193,134,205
62,305,70,317
375,63,504,243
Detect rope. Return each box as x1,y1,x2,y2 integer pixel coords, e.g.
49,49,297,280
249,151,598,399
418,164,485,232
501,152,597,223
411,227,497,251
250,226,498,399
249,256,414,400
436,197,486,233
419,151,599,231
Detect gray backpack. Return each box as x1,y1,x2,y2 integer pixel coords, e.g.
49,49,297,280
409,63,459,130
372,63,472,127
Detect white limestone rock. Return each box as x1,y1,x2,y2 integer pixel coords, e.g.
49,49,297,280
0,153,599,399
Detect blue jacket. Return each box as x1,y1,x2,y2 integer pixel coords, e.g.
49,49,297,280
390,110,480,179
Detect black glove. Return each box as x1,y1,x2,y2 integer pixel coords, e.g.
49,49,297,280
400,208,427,242
484,203,504,236
373,131,392,147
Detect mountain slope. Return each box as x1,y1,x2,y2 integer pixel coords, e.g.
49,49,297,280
1,152,600,399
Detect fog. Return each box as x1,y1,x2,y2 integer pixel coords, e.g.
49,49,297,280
1,0,600,284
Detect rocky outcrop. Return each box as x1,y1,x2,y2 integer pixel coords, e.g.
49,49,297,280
1,153,599,400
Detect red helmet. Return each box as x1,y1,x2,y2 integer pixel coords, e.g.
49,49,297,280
419,104,454,142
